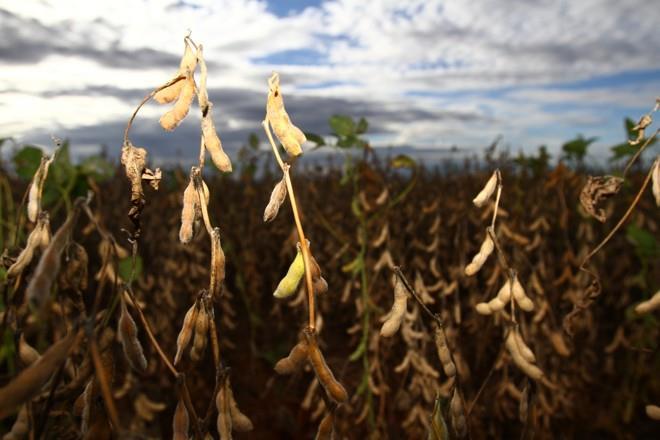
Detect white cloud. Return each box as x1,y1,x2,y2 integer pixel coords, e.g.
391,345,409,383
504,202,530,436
0,0,658,162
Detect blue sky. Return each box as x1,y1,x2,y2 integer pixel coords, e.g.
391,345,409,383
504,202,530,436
0,0,658,165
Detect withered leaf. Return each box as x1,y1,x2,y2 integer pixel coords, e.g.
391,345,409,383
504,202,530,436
579,175,623,222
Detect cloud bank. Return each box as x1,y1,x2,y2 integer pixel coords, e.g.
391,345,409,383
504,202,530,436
1,0,658,164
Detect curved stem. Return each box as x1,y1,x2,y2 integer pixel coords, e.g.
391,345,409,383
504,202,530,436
622,128,659,179
123,75,186,145
263,120,316,330
581,161,656,268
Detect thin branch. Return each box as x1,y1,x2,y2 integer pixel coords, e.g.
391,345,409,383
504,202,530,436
263,119,317,330
622,129,659,179
581,161,655,269
123,75,186,144
393,266,441,326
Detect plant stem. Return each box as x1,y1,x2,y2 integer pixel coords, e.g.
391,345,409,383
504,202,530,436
123,75,186,145
622,129,659,179
262,120,316,330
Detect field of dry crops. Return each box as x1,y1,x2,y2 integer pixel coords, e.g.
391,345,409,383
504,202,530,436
1,35,659,440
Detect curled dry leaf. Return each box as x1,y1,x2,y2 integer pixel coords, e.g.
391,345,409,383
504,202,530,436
266,72,306,157
473,170,498,207
579,175,624,222
628,114,652,146
0,330,79,418
273,243,305,298
121,142,148,224
118,298,148,372
380,276,408,337
634,290,660,315
263,176,288,222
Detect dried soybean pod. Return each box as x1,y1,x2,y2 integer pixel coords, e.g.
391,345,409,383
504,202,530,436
315,411,335,440
304,329,348,404
263,177,287,222
154,40,197,104
464,231,494,276
519,382,530,423
635,290,660,314
160,74,195,131
473,170,498,207
202,105,233,172
449,388,467,438
380,276,408,337
179,177,197,244
172,397,189,440
227,380,253,432
18,334,40,367
209,228,226,298
0,329,79,418
646,404,660,420
174,300,199,365
118,297,148,372
26,202,80,311
196,44,209,111
475,302,493,315
434,325,456,378
27,155,54,223
512,275,534,312
216,374,233,440
7,227,39,278
274,340,309,375
505,330,543,381
514,330,536,363
313,276,329,296
3,405,28,440
266,72,306,157
273,244,305,298
190,300,209,363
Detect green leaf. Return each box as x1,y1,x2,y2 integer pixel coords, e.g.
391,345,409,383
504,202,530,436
79,155,115,182
304,132,325,147
12,146,43,180
609,143,636,161
248,133,260,150
348,340,366,361
355,117,369,134
562,135,597,162
626,225,658,261
390,154,416,169
0,267,6,284
118,255,143,281
329,114,355,137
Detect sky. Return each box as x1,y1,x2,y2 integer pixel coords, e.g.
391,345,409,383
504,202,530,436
1,0,659,166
